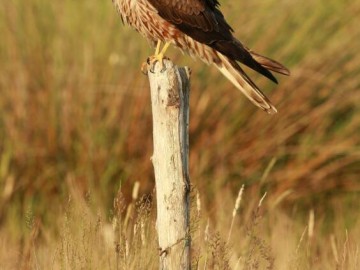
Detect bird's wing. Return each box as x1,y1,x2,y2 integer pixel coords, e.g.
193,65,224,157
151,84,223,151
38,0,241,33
147,0,232,37
147,0,280,82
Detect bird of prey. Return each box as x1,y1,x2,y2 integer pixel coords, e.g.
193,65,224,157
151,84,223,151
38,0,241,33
113,0,290,114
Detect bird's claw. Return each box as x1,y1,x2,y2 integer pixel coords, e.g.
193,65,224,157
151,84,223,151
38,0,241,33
141,55,169,74
159,58,169,73
141,61,148,75
147,57,156,74
147,55,169,73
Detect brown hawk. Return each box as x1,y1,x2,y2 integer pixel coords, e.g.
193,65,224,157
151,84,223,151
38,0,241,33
113,0,290,114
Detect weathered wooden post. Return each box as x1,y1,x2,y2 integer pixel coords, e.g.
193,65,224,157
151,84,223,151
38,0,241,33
147,59,191,269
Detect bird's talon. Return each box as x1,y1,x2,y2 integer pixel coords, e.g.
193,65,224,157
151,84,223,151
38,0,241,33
146,53,168,73
141,62,148,75
149,62,156,73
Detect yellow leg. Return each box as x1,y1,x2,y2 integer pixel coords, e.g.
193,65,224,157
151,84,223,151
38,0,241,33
141,40,162,74
147,41,171,72
141,41,171,74
159,42,171,56
155,40,162,55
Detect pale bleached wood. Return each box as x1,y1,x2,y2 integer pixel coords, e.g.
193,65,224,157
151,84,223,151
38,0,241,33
147,59,191,270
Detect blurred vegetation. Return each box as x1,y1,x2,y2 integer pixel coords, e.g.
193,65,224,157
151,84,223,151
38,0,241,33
0,0,360,268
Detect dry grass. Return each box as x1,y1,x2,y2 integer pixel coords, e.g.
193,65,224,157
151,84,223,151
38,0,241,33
0,0,360,269
1,183,359,269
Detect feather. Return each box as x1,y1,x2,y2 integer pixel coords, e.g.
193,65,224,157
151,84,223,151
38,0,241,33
113,0,289,113
215,53,277,114
248,49,290,76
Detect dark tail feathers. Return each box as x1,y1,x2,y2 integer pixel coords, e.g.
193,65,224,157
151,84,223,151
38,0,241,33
247,49,290,76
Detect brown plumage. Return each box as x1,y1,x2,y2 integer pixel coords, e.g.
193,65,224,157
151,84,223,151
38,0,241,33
113,0,290,113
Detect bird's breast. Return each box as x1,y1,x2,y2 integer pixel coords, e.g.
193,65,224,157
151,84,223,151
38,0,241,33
114,0,177,44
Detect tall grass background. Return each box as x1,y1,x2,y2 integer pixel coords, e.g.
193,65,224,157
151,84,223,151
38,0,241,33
0,0,359,269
